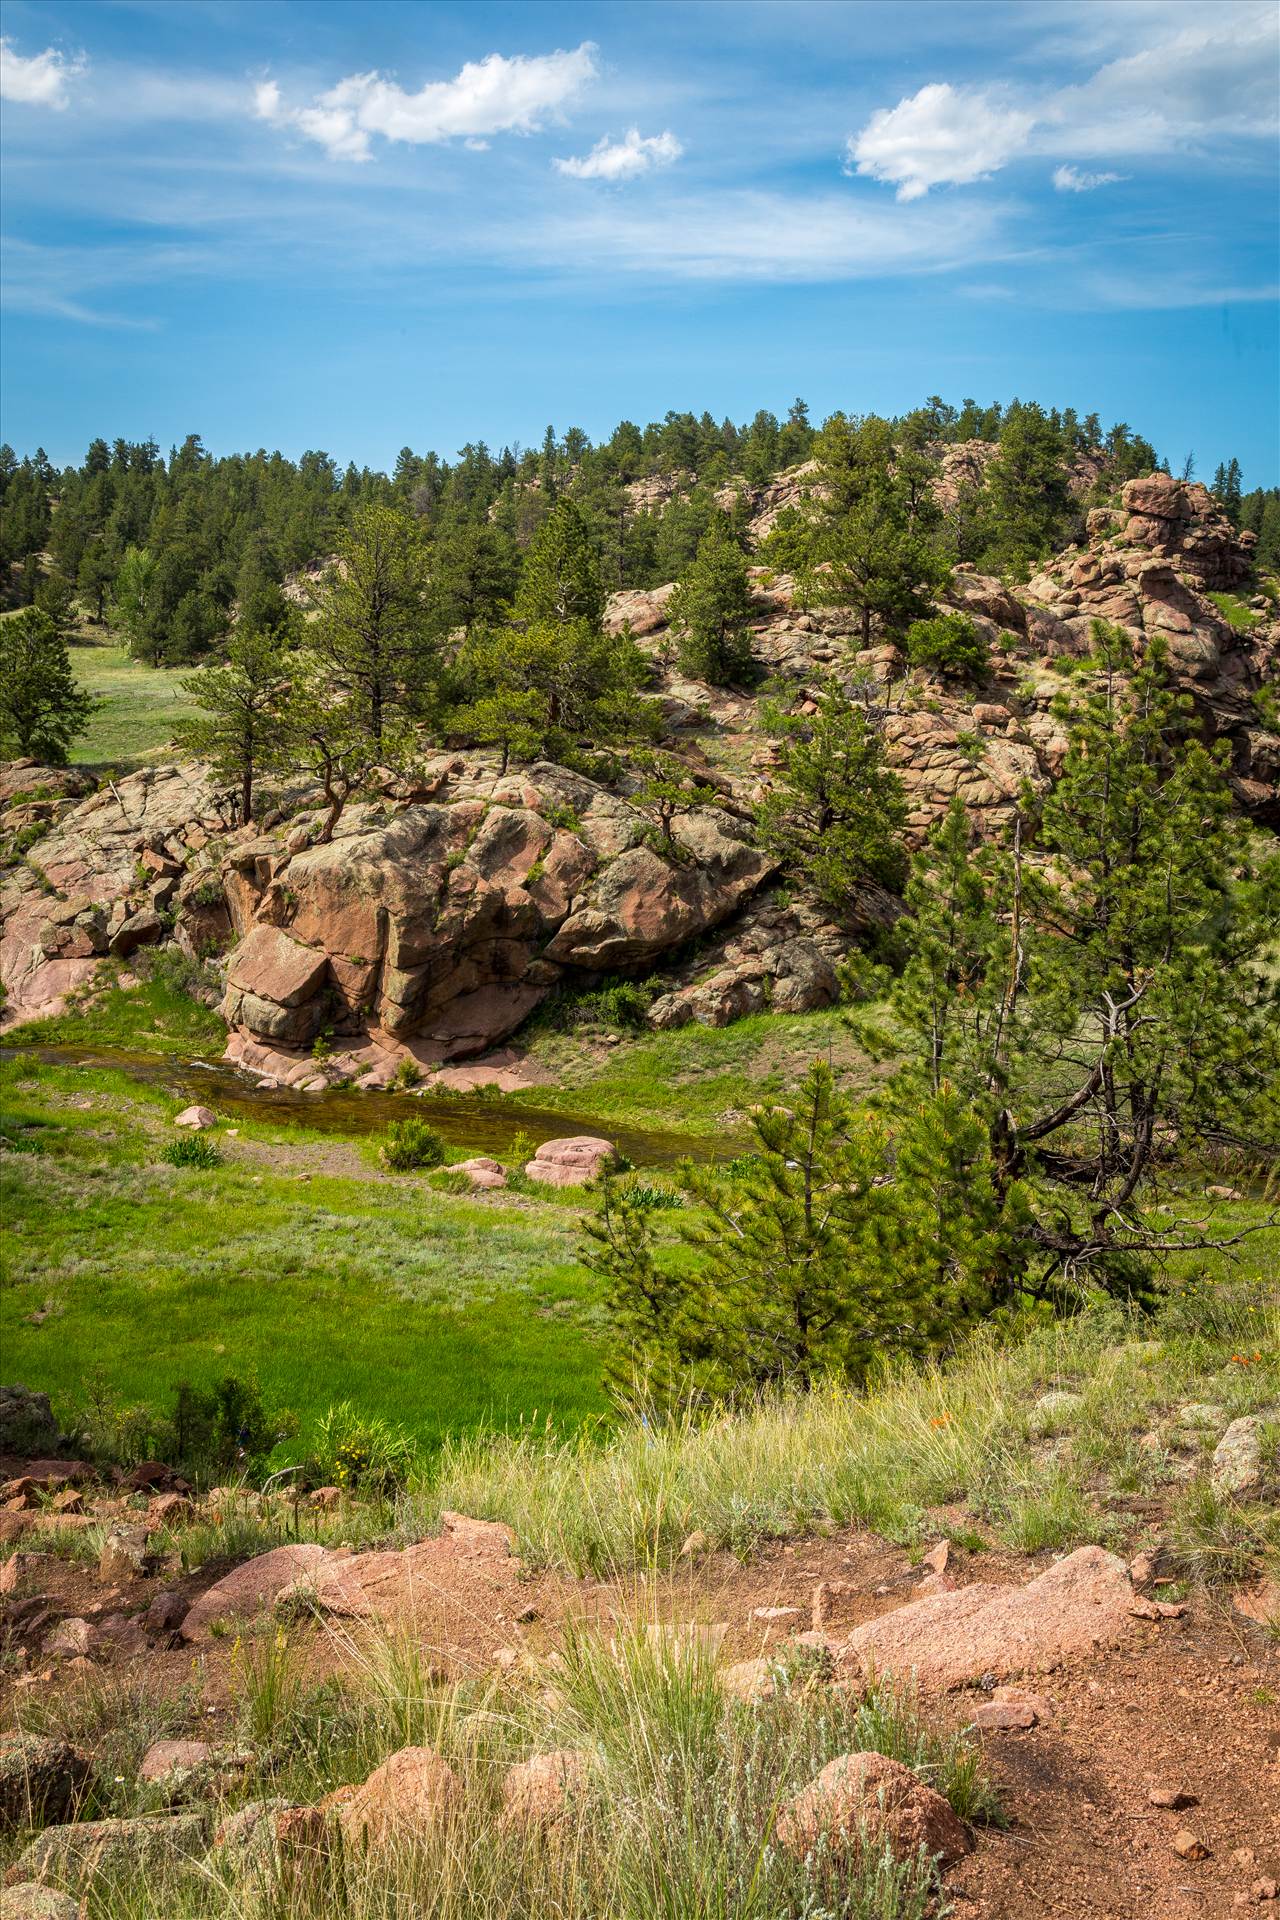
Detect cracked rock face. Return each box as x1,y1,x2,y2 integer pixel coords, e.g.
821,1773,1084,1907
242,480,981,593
216,762,774,1059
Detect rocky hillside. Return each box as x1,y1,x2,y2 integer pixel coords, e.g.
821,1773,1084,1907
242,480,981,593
1,474,1275,1090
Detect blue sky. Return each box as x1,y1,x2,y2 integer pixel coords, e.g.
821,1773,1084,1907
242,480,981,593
2,0,1277,481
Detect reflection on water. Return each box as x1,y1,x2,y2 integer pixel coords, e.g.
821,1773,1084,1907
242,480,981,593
2,1044,730,1169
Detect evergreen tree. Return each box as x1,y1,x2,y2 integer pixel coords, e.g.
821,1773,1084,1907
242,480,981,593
666,513,755,685
861,628,1280,1299
308,502,434,742
426,521,518,638
176,616,293,822
755,683,907,914
585,1061,1019,1401
452,618,655,765
514,498,604,629
978,405,1074,576
904,611,990,681
794,414,948,646
109,546,157,656
277,654,409,843
630,749,722,851
0,607,95,763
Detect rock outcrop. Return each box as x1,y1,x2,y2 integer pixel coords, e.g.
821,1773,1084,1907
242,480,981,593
2,473,1273,1063
216,760,773,1062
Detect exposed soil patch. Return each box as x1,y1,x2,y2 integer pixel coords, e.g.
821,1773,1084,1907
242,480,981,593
4,1508,1275,1916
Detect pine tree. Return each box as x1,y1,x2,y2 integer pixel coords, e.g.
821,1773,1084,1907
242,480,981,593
630,749,722,852
514,498,604,629
585,1061,1017,1402
177,616,293,822
666,513,755,685
795,414,949,646
755,683,907,914
277,655,410,844
308,503,433,743
866,627,1280,1299
978,406,1073,576
0,608,95,764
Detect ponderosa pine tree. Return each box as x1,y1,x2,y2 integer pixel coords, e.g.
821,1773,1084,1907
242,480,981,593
630,749,722,852
176,612,294,822
513,498,604,629
666,513,755,685
452,617,655,766
586,1060,1022,1402
0,607,95,763
857,625,1280,1299
755,682,907,915
977,406,1075,576
789,414,949,647
426,520,518,639
308,502,433,743
277,653,409,844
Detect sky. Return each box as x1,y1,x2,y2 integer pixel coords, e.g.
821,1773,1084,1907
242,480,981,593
2,0,1277,482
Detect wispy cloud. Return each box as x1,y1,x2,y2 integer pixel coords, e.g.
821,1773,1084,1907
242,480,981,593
255,44,599,163
1052,165,1122,193
0,35,84,109
849,2,1278,197
554,127,682,182
528,188,1007,282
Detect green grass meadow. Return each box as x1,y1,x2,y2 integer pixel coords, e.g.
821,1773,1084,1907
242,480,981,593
67,635,198,771
0,1057,609,1457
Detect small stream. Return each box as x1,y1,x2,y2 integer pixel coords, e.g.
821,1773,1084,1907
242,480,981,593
2,1043,730,1168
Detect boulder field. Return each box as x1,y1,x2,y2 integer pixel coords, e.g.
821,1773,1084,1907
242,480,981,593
1,474,1275,1075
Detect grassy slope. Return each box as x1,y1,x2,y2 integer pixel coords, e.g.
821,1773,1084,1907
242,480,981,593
0,1058,608,1453
5,964,227,1056
67,635,197,772
513,1006,879,1134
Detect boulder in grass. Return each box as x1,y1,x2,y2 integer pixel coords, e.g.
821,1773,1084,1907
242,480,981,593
0,1735,94,1833
337,1746,461,1846
776,1751,970,1868
523,1136,616,1187
452,1156,508,1190
1,1886,82,1920
7,1813,208,1894
841,1545,1136,1691
180,1543,330,1640
172,1106,216,1131
500,1750,590,1831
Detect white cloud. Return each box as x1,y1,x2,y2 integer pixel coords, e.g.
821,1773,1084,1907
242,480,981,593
0,36,83,108
554,127,682,181
256,44,598,163
850,4,1278,197
1052,165,1122,192
849,83,1034,201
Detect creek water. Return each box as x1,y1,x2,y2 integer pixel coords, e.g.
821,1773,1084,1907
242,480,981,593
2,1043,730,1169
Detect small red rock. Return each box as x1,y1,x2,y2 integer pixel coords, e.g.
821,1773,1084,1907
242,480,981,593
1172,1828,1211,1861
1149,1788,1198,1810
971,1700,1037,1731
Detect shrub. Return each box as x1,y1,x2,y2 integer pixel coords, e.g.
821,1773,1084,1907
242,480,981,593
382,1114,447,1171
161,1134,222,1169
311,1399,417,1492
623,1180,686,1212
905,612,990,681
390,1056,423,1091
